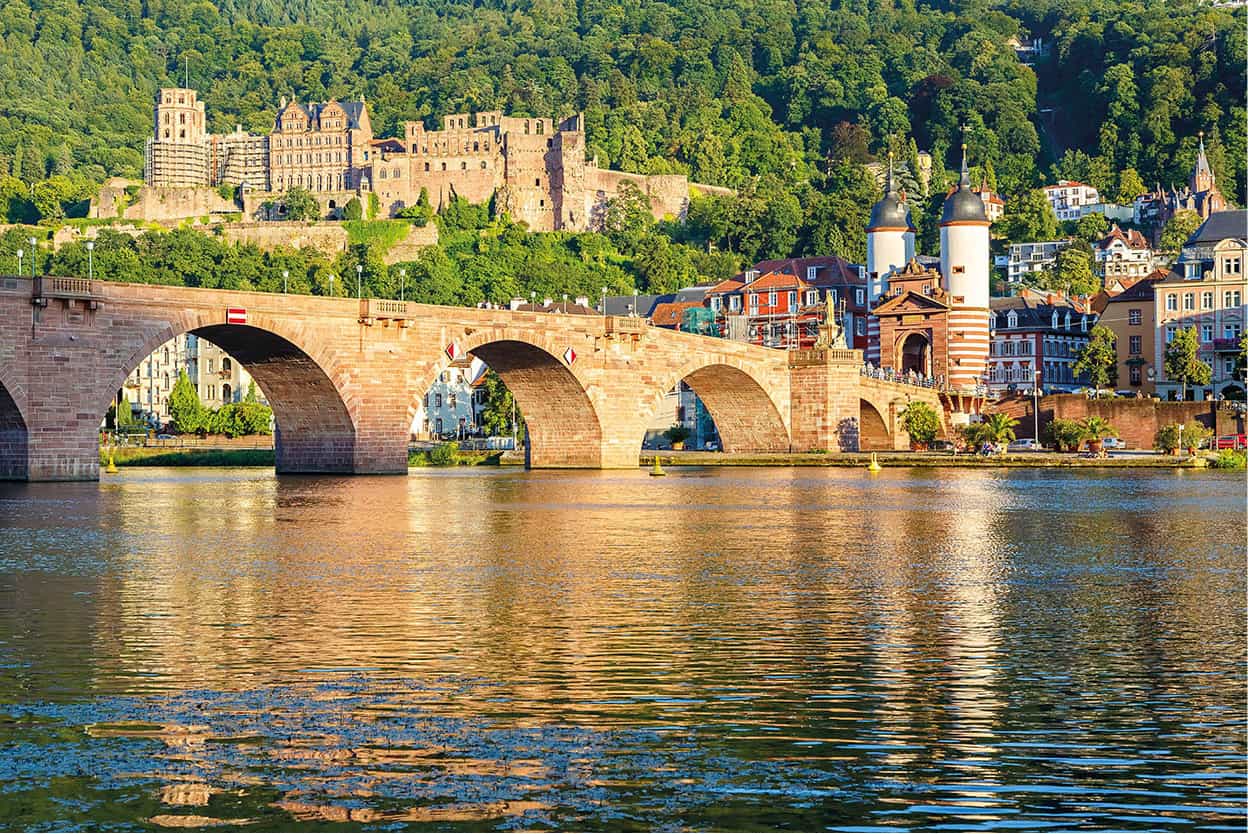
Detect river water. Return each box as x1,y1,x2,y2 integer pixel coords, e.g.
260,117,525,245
0,467,1244,830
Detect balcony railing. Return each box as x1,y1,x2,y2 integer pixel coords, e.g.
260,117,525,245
359,298,415,326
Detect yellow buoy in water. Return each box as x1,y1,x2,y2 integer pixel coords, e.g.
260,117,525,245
867,452,882,472
650,455,666,476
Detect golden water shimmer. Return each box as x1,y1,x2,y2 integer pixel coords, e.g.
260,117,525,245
0,467,1243,830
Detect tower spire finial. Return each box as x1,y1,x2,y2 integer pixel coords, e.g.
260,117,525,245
959,123,970,187
886,150,895,195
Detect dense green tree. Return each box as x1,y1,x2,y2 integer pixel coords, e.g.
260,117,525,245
342,197,363,221
1163,327,1212,400
1072,324,1119,389
1048,244,1098,297
1074,213,1109,242
167,371,208,434
283,187,320,221
1160,211,1203,252
999,189,1059,243
478,370,524,438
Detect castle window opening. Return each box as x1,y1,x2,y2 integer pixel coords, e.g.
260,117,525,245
536,121,544,135
473,142,479,151
425,162,430,172
179,130,185,139
441,162,447,171
179,113,185,124
481,161,487,169
535,178,541,186
461,161,467,170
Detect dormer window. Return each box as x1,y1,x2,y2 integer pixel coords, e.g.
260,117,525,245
1064,312,1071,329
806,266,817,281
1051,311,1059,328
1007,311,1018,328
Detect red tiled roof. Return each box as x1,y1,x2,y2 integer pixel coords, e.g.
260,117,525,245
650,301,701,327
1044,180,1093,190
739,256,862,286
744,271,813,291
1097,224,1151,251
706,279,745,295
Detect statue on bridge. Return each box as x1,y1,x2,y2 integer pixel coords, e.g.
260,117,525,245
814,294,848,350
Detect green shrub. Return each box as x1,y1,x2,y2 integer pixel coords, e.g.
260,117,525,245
665,424,691,444
1209,450,1246,469
342,197,363,221
429,442,458,466
1155,422,1213,452
899,402,940,446
343,220,408,252
1046,418,1085,452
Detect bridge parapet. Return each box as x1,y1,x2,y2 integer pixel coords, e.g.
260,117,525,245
360,298,415,327
33,276,104,309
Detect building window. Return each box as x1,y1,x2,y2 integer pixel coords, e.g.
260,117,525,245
806,266,817,281
434,393,442,408
806,290,818,306
1225,291,1242,308
768,290,777,307
1183,292,1194,311
787,291,796,309
749,294,759,312
1202,291,1214,309
449,394,457,409
1166,325,1177,343
1128,308,1142,325
1226,323,1244,340
856,318,865,336
1129,335,1142,355
1224,257,1242,275
1201,324,1214,342
1130,365,1141,385
1165,293,1177,312
855,289,865,306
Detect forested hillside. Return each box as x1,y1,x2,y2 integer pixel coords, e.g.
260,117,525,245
0,0,1242,197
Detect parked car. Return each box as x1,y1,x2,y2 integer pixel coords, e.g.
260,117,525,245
929,439,956,452
155,433,175,441
1102,437,1125,449
1215,434,1246,450
702,440,719,451
1007,438,1041,452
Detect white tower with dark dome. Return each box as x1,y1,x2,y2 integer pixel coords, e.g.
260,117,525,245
939,144,992,390
865,153,915,363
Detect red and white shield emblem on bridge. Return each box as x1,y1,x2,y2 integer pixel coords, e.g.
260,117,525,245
445,342,461,360
563,347,576,366
226,308,247,325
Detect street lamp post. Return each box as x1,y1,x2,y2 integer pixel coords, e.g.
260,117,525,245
28,237,37,277
282,269,289,294
399,268,406,303
356,264,363,298
16,248,22,277
328,274,335,296
85,240,94,281
562,293,568,314
529,290,536,309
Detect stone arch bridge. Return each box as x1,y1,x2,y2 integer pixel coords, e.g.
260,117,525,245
0,276,946,480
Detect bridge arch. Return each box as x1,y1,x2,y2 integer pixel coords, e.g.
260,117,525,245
858,398,894,451
100,312,359,474
408,328,604,468
642,357,791,454
0,363,28,480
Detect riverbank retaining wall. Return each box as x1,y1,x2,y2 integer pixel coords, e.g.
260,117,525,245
996,394,1244,448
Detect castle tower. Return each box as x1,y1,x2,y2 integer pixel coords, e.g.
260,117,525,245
145,88,210,187
865,153,916,363
939,144,991,390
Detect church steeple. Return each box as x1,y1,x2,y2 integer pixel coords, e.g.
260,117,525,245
1192,131,1215,194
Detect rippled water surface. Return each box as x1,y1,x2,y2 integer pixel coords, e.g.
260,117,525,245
0,467,1244,830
